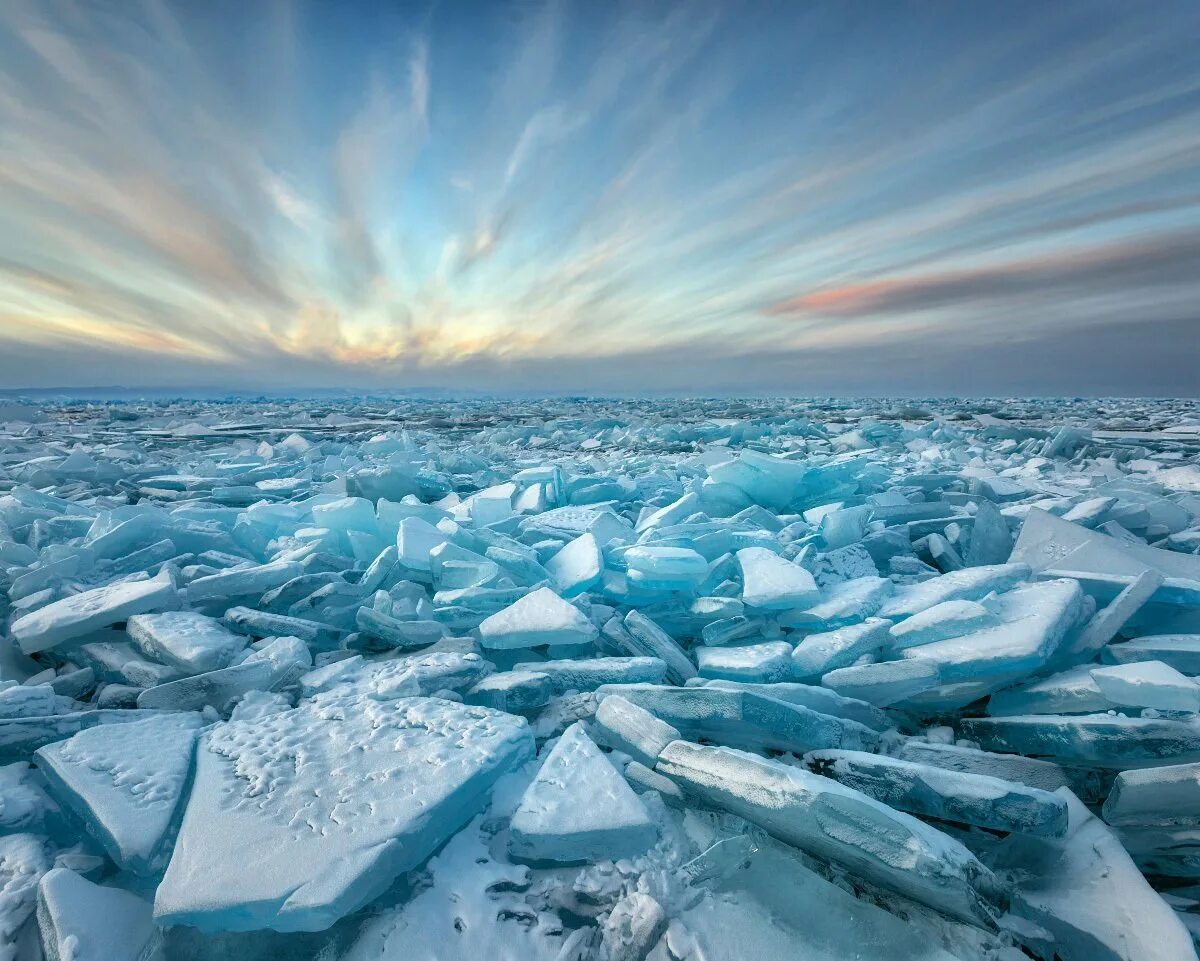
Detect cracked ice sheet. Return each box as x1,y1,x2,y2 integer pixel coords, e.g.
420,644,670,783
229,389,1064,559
155,694,533,932
4,396,1200,961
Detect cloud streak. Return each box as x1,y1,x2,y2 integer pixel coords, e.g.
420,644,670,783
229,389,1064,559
0,0,1197,394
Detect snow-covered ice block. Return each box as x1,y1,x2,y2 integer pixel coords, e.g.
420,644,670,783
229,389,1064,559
591,694,681,767
478,587,598,650
822,658,941,706
0,685,59,720
791,619,890,680
0,833,52,961
879,563,1030,620
155,695,533,932
1102,635,1200,675
688,678,893,731
894,740,1107,802
509,656,666,693
780,575,893,630
509,722,655,865
37,868,158,961
1103,762,1200,827
805,749,1068,836
601,891,667,961
11,571,180,654
656,740,1002,927
1091,661,1200,713
36,712,203,875
609,611,696,685
0,763,66,838
696,641,794,682
988,665,1113,716
737,547,820,610
960,713,1200,769
888,600,999,651
127,611,247,673
464,671,553,712
545,533,603,596
137,635,311,713
597,684,880,755
996,789,1197,961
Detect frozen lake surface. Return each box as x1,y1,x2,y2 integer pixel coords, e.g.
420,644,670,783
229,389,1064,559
2,395,1200,961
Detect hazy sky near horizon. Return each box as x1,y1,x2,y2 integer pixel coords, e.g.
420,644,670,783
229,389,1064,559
1,0,1198,395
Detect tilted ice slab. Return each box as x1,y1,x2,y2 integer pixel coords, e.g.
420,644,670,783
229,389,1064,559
1103,762,1200,826
687,678,893,731
888,600,999,651
1102,634,1200,675
898,579,1086,707
792,619,890,680
0,709,172,763
137,635,311,713
154,694,533,932
996,789,1197,961
1090,661,1200,713
960,713,1200,769
598,683,880,755
988,664,1114,716
1012,506,1200,582
879,564,1030,620
36,712,204,875
509,722,655,865
127,611,247,673
655,740,1003,928
11,570,180,654
780,575,893,631
894,740,1110,804
805,749,1068,836
590,694,681,768
509,656,666,694
37,867,158,961
478,587,598,650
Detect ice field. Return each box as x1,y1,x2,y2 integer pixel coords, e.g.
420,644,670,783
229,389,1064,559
2,395,1200,961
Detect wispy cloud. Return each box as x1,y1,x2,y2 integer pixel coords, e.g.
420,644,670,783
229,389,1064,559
0,0,1197,394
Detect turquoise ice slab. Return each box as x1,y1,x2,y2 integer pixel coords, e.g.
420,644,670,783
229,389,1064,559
509,722,655,865
36,712,203,875
37,868,158,961
154,695,533,932
655,740,1002,928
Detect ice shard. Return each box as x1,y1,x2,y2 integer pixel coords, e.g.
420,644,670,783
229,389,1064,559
509,722,656,865
655,740,1003,927
155,695,533,931
36,712,203,874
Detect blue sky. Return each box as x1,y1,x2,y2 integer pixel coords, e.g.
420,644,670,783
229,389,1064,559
0,0,1197,394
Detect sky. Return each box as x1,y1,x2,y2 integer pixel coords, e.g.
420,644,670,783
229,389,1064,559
0,0,1198,396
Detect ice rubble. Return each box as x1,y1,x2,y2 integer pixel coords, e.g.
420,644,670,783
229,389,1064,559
0,395,1199,960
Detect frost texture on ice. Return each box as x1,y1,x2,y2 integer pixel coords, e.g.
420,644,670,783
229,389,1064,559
154,694,533,932
508,722,656,864
36,712,202,874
